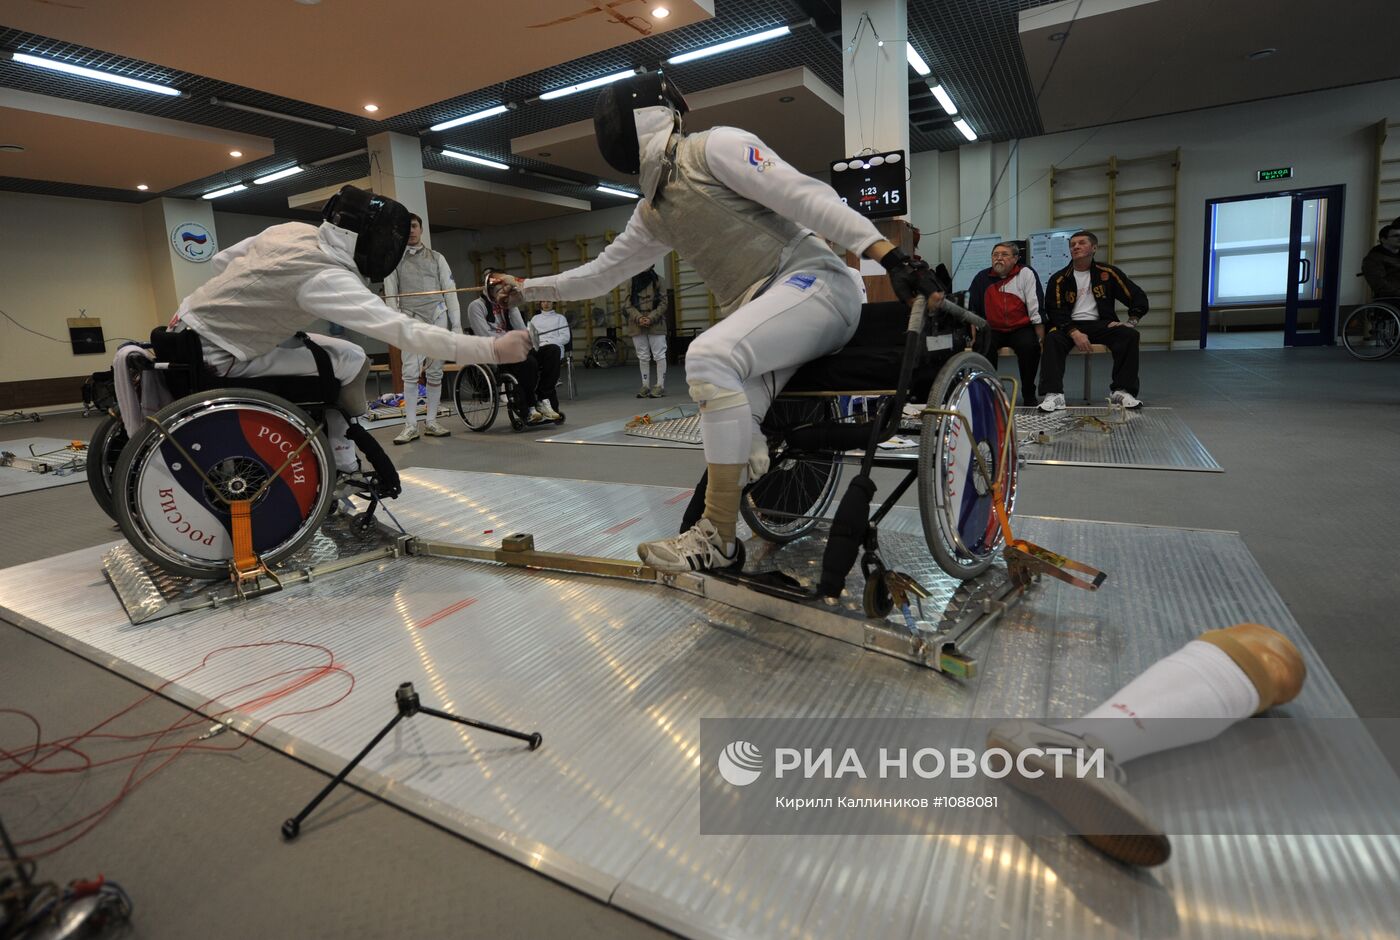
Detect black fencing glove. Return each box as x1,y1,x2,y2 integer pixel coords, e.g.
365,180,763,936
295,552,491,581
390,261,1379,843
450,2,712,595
880,248,947,304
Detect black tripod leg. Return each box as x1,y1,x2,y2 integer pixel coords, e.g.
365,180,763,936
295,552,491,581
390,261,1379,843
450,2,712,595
417,706,542,751
282,710,406,840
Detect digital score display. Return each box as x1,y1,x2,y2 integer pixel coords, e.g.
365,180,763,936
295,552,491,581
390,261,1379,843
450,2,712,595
830,150,906,220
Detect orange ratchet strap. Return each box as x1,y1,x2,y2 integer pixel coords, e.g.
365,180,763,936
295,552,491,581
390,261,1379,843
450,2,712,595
991,478,1106,592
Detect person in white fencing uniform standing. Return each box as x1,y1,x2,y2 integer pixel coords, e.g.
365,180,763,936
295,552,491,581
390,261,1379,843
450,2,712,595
496,71,943,573
169,185,529,474
384,213,461,444
625,266,668,398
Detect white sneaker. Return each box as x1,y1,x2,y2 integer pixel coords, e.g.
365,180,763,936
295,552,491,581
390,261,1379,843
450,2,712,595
649,385,666,398
1038,392,1067,413
393,425,420,445
536,401,561,421
987,720,1169,867
636,385,651,398
1110,390,1142,409
422,421,451,437
526,407,548,424
637,517,744,573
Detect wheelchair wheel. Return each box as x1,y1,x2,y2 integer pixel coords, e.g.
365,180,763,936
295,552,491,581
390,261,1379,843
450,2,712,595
1340,303,1400,361
918,352,1017,580
87,414,128,522
590,337,619,369
454,364,498,431
740,398,843,543
112,389,336,580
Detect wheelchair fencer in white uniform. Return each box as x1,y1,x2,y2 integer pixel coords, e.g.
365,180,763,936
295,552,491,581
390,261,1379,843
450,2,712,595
98,185,531,580
497,70,945,574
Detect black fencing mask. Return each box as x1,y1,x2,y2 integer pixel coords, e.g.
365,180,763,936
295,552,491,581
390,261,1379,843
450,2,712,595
322,185,411,281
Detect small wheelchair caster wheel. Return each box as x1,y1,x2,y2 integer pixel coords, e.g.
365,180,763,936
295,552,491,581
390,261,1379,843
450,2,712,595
350,512,378,534
863,574,894,619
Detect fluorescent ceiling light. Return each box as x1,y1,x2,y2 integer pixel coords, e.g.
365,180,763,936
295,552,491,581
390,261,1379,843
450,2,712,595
201,183,247,200
12,52,180,96
429,104,508,132
539,69,635,101
954,118,977,142
928,83,958,115
443,150,509,170
906,45,931,76
666,26,790,65
253,165,304,185
596,185,640,199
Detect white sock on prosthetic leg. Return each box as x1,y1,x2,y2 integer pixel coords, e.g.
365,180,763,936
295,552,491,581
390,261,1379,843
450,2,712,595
425,381,442,421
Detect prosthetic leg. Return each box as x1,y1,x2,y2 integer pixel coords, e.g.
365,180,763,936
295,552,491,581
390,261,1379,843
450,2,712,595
988,623,1306,866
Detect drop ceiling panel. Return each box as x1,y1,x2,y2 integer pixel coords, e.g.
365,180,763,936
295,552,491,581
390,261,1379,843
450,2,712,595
3,0,716,119
511,66,843,184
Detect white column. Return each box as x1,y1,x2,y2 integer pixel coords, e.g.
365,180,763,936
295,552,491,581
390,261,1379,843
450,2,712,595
141,197,219,316
367,131,432,247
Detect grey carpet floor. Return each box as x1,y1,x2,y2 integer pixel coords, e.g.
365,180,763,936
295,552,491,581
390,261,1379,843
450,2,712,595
2,346,1397,938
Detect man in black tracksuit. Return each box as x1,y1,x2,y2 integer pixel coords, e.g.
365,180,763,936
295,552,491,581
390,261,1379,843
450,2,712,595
1038,230,1149,411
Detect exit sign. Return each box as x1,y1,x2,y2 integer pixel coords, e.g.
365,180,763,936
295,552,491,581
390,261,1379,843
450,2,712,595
1257,166,1293,182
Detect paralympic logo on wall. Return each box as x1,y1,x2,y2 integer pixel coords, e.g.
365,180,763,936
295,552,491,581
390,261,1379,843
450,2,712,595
171,222,216,263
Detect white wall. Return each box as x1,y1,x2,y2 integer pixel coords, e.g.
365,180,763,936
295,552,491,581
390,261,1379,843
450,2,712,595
0,192,157,384
921,78,1396,315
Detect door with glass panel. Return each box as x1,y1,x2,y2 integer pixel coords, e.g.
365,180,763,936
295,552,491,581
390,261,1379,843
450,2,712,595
1201,186,1344,347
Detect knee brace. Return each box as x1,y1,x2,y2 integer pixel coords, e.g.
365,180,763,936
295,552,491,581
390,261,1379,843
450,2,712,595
688,380,748,413
338,356,372,417
1198,623,1306,714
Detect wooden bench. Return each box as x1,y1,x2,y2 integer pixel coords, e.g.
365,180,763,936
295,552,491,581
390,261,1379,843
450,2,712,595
997,343,1109,403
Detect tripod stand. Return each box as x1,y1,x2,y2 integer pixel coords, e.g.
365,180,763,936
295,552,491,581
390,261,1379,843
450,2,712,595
282,682,542,840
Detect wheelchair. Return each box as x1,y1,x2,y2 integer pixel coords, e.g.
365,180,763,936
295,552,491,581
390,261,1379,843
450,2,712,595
452,356,567,432
88,329,400,581
1340,297,1400,361
679,292,1023,616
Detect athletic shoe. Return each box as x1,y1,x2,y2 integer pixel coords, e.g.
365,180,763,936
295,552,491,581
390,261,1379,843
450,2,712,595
636,385,651,398
526,408,548,424
1110,389,1143,409
637,517,745,573
536,401,562,421
393,425,420,445
649,385,666,398
986,720,1170,867
1038,392,1067,413
422,421,451,437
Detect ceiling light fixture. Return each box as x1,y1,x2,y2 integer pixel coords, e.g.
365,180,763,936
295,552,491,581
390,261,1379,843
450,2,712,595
429,103,509,132
229,150,243,157
666,26,790,65
442,150,509,170
596,185,640,199
778,95,795,103
202,183,247,200
652,6,670,18
928,83,958,115
11,52,181,96
253,165,305,184
953,118,977,142
1049,31,1068,41
137,184,148,191
209,96,356,134
1247,48,1278,60
307,147,367,168
539,69,636,101
363,103,379,112
0,144,24,153
906,45,931,76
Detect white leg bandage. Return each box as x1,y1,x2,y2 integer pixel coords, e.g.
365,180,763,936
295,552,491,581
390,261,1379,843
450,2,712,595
690,380,752,466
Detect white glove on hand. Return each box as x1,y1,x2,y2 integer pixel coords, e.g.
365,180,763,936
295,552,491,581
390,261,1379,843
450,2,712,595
493,330,531,364
747,435,771,479
490,273,526,306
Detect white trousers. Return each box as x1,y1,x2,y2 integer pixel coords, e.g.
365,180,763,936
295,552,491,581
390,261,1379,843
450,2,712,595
202,333,367,473
633,333,668,387
686,262,863,465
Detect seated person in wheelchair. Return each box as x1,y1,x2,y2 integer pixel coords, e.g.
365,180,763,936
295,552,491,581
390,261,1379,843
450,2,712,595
530,300,571,412
167,184,530,475
1362,224,1400,298
466,273,562,424
493,70,943,574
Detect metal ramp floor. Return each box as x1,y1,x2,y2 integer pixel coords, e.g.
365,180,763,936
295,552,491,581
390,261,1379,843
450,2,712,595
0,469,1394,940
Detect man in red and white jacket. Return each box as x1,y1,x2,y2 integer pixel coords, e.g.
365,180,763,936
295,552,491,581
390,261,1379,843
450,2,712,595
967,242,1044,406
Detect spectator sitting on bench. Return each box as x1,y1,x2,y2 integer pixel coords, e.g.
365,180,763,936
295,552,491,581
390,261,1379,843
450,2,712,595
969,241,1044,406
1038,230,1148,412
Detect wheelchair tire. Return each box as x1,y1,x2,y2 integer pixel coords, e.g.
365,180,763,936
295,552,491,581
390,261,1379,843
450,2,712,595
1340,302,1400,361
918,352,1017,580
112,389,336,580
590,337,619,369
740,398,843,543
87,414,128,522
454,364,498,432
